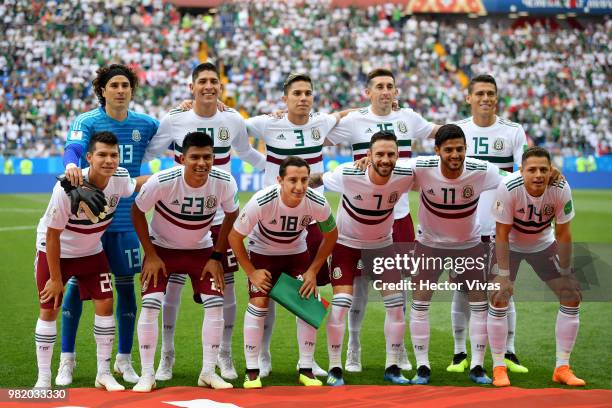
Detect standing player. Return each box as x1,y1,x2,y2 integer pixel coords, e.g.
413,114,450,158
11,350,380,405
143,62,266,381
58,64,160,385
309,132,416,386
448,74,529,374
408,124,506,385
326,68,440,372
34,132,146,390
228,157,338,389
245,73,341,377
488,147,584,387
131,132,239,392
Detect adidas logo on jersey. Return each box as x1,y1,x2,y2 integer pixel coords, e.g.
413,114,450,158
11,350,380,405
366,128,373,133
427,189,435,195
276,134,286,140
517,208,525,214
270,219,278,225
353,194,363,201
171,199,180,205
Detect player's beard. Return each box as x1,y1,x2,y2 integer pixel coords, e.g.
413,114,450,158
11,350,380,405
372,161,395,178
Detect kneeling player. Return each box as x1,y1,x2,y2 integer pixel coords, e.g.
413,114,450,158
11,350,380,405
34,132,145,390
228,156,337,389
131,132,239,392
488,147,584,387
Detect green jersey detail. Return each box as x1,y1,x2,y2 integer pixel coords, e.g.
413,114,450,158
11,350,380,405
564,200,573,215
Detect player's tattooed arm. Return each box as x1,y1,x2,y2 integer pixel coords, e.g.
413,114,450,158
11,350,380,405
490,222,514,307
309,173,324,188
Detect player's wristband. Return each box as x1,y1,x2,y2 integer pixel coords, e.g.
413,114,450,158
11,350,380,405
559,266,572,276
210,251,224,262
498,268,510,277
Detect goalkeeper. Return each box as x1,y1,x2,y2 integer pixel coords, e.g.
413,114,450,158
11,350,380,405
228,156,337,389
32,132,148,390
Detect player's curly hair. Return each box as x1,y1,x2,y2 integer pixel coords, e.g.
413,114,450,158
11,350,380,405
92,64,138,106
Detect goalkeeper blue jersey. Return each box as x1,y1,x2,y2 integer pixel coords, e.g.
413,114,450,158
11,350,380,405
65,107,160,232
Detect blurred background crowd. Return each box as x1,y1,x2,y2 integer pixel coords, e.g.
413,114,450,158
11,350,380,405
1,0,610,159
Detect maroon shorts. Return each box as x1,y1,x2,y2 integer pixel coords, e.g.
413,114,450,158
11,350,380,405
211,224,239,274
392,214,416,243
411,243,488,288
330,244,401,288
141,246,222,298
306,223,331,286
248,251,310,298
507,242,564,282
35,251,113,309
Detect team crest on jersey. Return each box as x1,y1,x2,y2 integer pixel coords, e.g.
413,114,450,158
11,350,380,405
388,191,399,204
397,121,408,134
219,127,230,141
462,185,474,199
205,195,218,209
301,215,313,226
332,267,342,280
132,130,141,142
109,194,119,208
357,259,364,270
493,138,504,151
311,128,321,141
543,204,555,216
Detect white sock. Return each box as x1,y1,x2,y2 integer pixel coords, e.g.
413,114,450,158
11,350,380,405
556,305,580,367
469,301,488,369
221,281,236,355
35,319,56,381
383,294,405,368
297,317,317,369
244,304,267,370
327,294,352,370
161,274,186,354
261,300,275,355
348,275,368,351
487,305,508,368
138,293,163,376
506,297,516,354
410,300,431,368
93,314,115,375
201,295,225,373
451,290,470,354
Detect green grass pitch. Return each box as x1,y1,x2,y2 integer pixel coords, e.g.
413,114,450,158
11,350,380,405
0,190,611,389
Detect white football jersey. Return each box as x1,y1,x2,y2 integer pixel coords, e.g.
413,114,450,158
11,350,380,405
492,173,574,253
36,167,136,258
144,108,264,225
246,112,337,193
327,106,434,220
323,161,415,249
135,166,238,250
233,185,333,256
413,156,505,249
457,116,527,236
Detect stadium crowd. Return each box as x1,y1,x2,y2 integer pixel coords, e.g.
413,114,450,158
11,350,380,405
1,0,610,158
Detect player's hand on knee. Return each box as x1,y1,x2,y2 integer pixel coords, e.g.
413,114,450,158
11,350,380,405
250,269,272,294
491,275,513,305
299,270,317,299
142,255,166,290
40,278,65,309
202,259,225,294
353,156,370,171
